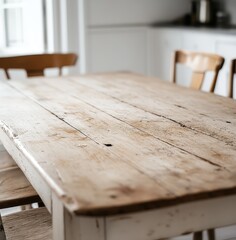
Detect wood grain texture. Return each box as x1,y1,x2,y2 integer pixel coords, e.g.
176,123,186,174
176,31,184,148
1,207,52,240
0,73,236,216
0,143,41,209
0,167,41,209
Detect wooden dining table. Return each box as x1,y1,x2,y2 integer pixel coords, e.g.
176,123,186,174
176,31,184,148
0,72,236,240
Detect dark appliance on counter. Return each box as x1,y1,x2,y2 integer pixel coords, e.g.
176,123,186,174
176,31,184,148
191,0,229,27
191,0,213,26
198,0,212,24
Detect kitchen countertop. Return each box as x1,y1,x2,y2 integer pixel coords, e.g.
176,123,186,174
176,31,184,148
88,23,236,36
151,24,236,35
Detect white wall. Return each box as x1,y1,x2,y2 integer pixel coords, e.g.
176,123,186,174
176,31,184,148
66,0,80,74
77,0,191,73
87,0,191,27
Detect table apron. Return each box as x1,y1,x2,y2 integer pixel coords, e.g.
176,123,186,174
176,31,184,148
105,195,236,240
52,194,236,240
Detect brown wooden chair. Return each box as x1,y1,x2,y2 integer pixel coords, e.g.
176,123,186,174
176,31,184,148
171,50,224,92
0,53,78,79
0,207,52,239
229,59,236,99
171,50,225,240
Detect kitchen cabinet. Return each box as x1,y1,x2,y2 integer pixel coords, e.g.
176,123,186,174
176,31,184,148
149,29,182,82
182,32,215,53
215,37,236,96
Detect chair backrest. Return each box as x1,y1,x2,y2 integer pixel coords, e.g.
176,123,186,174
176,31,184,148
229,59,236,99
171,50,224,93
0,53,78,79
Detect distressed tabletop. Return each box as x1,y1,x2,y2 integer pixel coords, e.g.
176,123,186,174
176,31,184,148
0,73,235,216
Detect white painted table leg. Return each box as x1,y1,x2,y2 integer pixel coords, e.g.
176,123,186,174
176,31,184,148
52,194,106,240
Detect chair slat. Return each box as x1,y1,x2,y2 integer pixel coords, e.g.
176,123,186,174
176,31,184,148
0,53,78,79
172,50,224,93
190,72,205,90
229,59,236,98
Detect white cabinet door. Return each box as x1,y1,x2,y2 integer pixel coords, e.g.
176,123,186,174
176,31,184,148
182,32,215,53
215,37,236,97
87,27,148,75
151,29,182,82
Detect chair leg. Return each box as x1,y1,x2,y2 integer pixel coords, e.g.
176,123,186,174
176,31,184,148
207,229,215,240
193,231,203,240
0,214,6,240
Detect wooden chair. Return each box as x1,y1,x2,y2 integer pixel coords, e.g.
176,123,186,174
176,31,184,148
171,50,224,92
0,53,78,79
0,207,52,239
171,50,225,240
0,144,41,209
229,59,236,98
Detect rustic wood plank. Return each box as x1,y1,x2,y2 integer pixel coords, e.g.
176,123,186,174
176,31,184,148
3,75,236,216
68,73,236,145
77,72,235,117
16,76,236,169
0,82,179,215
1,207,52,240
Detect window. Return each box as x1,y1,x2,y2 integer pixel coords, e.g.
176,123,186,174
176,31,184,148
0,0,45,55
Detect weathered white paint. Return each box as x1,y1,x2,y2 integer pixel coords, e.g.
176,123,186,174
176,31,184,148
52,193,106,240
52,193,65,240
106,195,236,240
